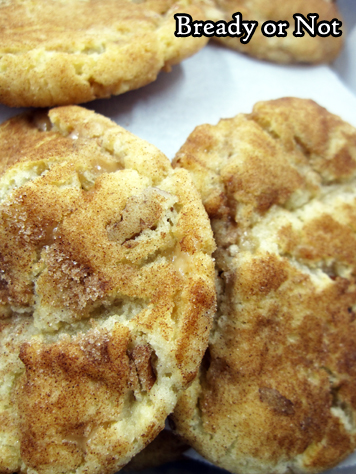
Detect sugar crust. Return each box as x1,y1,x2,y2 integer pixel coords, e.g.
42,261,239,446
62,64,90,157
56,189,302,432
173,98,356,474
0,106,216,474
0,0,207,107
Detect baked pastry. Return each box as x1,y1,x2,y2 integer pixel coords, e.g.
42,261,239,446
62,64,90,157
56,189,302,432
0,106,216,474
172,98,356,473
202,0,343,63
0,0,207,107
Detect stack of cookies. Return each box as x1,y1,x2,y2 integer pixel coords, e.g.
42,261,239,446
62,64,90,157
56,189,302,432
0,2,355,474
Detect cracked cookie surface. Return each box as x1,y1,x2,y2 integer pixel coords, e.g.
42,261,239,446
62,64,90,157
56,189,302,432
0,106,216,474
0,0,207,107
201,0,343,63
172,98,356,474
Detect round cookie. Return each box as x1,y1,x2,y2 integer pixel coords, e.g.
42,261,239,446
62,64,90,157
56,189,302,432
0,106,216,474
0,0,207,107
201,0,343,63
172,98,356,473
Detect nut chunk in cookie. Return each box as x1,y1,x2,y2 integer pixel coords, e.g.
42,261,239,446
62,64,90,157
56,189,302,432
173,98,356,474
0,106,216,474
0,0,207,107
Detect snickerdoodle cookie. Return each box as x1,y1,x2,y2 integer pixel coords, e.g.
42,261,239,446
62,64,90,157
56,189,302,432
0,106,216,474
173,98,356,474
202,0,343,63
0,0,207,107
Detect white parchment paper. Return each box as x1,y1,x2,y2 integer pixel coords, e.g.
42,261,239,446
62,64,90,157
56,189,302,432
1,42,356,162
90,44,356,161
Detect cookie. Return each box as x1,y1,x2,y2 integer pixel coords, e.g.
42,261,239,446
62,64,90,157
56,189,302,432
0,106,216,474
172,98,356,473
202,0,343,63
0,0,207,107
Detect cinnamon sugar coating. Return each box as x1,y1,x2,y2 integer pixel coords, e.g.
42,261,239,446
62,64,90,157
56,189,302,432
0,106,216,474
173,98,356,474
0,0,207,107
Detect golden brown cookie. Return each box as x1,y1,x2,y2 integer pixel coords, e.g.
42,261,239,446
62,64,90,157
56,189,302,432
202,0,343,63
172,98,356,473
0,106,216,474
0,0,207,107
